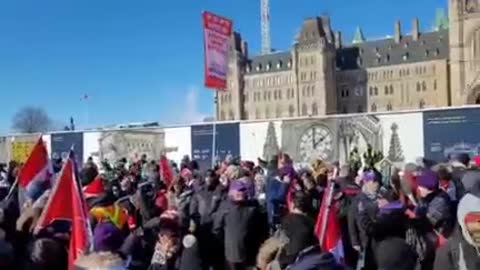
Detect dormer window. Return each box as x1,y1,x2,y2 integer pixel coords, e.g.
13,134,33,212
425,50,429,57
246,64,251,73
266,62,271,71
435,48,440,56
287,59,292,68
277,61,282,69
385,54,390,62
404,42,409,48
256,64,262,71
403,53,409,61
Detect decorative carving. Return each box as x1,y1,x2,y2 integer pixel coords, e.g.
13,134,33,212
465,0,480,13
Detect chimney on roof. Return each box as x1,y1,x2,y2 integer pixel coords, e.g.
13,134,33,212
241,40,249,58
335,31,342,49
395,20,402,43
412,17,420,41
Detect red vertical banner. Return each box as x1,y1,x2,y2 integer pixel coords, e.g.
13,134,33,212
203,11,233,91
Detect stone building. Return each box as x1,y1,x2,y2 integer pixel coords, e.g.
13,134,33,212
217,1,480,121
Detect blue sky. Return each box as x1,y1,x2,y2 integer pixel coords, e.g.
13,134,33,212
0,0,447,133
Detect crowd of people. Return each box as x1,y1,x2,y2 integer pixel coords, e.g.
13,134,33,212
0,150,479,270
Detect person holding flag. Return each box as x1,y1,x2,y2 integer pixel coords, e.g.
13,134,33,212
34,150,92,270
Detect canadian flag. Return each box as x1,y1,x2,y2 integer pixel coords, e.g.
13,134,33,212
315,182,344,263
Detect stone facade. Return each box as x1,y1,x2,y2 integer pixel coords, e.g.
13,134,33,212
217,3,480,121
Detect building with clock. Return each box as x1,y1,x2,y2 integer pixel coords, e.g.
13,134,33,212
217,1,480,121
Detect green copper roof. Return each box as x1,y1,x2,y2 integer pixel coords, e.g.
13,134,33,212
352,26,366,44
435,8,449,31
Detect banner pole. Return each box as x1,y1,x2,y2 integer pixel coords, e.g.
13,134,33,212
211,91,218,168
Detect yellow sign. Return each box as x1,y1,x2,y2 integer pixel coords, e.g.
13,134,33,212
11,142,35,163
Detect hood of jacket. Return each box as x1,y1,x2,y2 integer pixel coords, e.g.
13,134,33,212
457,193,480,247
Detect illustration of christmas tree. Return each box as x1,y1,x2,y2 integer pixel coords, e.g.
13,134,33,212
263,122,280,162
387,123,405,162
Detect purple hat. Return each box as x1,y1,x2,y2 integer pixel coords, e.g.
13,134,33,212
417,169,439,190
93,222,125,252
230,180,247,192
279,166,296,178
362,170,377,183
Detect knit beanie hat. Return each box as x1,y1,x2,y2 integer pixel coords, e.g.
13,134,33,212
416,169,439,190
93,222,125,252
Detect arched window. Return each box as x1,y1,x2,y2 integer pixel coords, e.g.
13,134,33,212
289,105,295,117
301,103,308,116
387,103,393,111
371,103,377,112
419,99,426,109
312,103,318,115
374,87,378,95
422,81,427,91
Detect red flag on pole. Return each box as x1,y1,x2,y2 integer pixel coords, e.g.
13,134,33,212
314,182,344,263
17,137,50,189
35,154,90,270
159,156,174,188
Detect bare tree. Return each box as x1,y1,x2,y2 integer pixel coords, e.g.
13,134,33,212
12,106,53,133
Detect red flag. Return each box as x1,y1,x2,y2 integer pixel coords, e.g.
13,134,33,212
35,156,90,270
83,175,105,198
314,183,344,263
159,156,174,188
17,137,50,188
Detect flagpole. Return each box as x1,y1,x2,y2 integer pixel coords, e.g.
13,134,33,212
211,91,218,168
319,168,338,246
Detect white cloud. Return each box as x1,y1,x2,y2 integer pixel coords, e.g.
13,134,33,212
175,87,209,124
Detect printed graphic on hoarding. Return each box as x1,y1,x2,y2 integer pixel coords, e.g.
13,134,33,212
0,137,9,164
191,123,240,170
98,130,165,162
11,141,35,164
281,115,383,165
423,108,480,161
10,135,38,164
51,133,84,165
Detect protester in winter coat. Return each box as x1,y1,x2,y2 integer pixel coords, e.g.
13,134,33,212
265,166,291,232
168,176,194,231
450,153,471,198
434,191,480,270
213,180,261,270
410,169,454,270
189,171,224,270
23,237,68,270
375,237,417,270
348,170,382,270
278,190,316,268
287,246,343,270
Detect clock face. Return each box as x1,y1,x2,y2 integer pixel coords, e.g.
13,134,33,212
298,125,334,162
